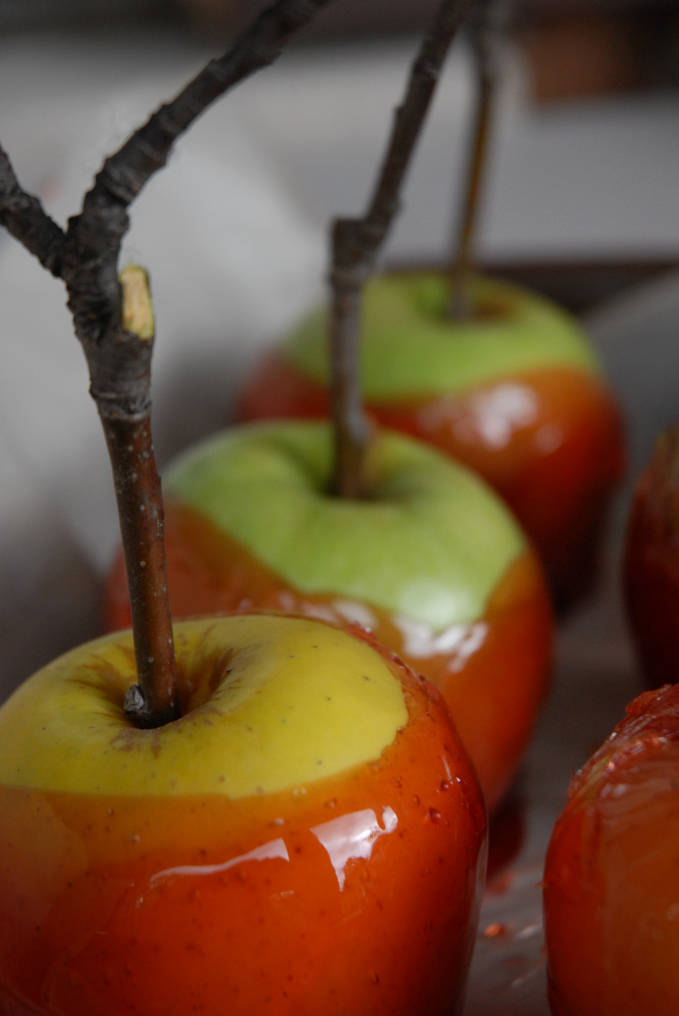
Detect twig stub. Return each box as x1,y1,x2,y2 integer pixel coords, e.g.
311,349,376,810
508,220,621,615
0,0,339,727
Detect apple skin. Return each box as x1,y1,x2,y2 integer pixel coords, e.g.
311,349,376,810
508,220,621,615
543,683,679,1016
624,422,679,687
105,421,553,810
237,272,625,609
0,614,487,1015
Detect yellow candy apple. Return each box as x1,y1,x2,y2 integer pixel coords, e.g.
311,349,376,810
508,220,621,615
0,613,487,1015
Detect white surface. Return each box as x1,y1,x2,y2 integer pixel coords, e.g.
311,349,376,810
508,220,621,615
1,66,323,558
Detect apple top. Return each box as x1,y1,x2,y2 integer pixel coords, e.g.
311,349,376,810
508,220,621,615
0,616,409,798
166,421,526,630
283,273,600,401
559,683,679,811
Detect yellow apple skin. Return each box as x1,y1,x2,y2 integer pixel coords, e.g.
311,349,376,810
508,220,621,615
0,615,408,798
0,615,487,1015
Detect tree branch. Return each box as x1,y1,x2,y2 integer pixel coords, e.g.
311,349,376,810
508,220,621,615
0,148,65,277
102,267,178,728
0,0,337,727
449,0,509,317
329,0,471,497
83,0,335,215
62,0,339,357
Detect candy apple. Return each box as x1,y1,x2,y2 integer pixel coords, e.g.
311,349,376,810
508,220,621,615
0,612,487,1016
543,682,679,1016
105,421,553,810
238,272,625,608
624,421,679,687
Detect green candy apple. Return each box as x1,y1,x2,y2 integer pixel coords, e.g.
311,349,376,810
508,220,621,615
105,421,554,808
238,272,625,607
285,273,596,398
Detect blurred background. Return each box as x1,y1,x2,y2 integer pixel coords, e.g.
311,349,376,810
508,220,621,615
5,0,679,91
2,0,679,694
1,4,679,1011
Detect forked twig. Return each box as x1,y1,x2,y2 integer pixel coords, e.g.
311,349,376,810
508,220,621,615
0,0,336,727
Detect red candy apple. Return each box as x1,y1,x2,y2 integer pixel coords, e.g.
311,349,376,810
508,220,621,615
543,682,679,1015
624,421,679,687
238,272,625,608
0,613,486,1015
105,420,553,810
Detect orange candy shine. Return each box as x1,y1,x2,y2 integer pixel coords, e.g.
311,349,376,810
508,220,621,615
105,503,552,811
544,684,679,1015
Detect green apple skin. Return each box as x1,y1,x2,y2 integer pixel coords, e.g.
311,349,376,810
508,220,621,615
237,273,625,608
105,421,553,809
165,421,525,630
0,614,487,1016
284,274,598,400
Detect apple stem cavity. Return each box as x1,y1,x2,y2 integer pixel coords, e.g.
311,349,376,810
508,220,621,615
449,0,506,319
329,0,471,498
0,0,340,727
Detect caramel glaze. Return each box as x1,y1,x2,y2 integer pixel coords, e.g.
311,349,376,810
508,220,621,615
237,351,625,610
544,684,679,1016
105,500,553,811
0,635,486,1016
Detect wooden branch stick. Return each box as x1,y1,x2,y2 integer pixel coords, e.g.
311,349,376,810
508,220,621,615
104,267,178,728
329,220,368,500
67,0,339,302
0,0,337,727
330,0,471,497
449,0,507,317
0,148,65,276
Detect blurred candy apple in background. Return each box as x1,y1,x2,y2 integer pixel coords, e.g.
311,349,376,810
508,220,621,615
105,420,553,809
0,613,487,1015
543,682,679,1016
624,421,679,687
239,272,625,609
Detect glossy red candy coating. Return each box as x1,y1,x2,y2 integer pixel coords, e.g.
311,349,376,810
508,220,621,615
105,502,553,811
544,683,679,1015
0,629,486,1016
238,353,624,610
